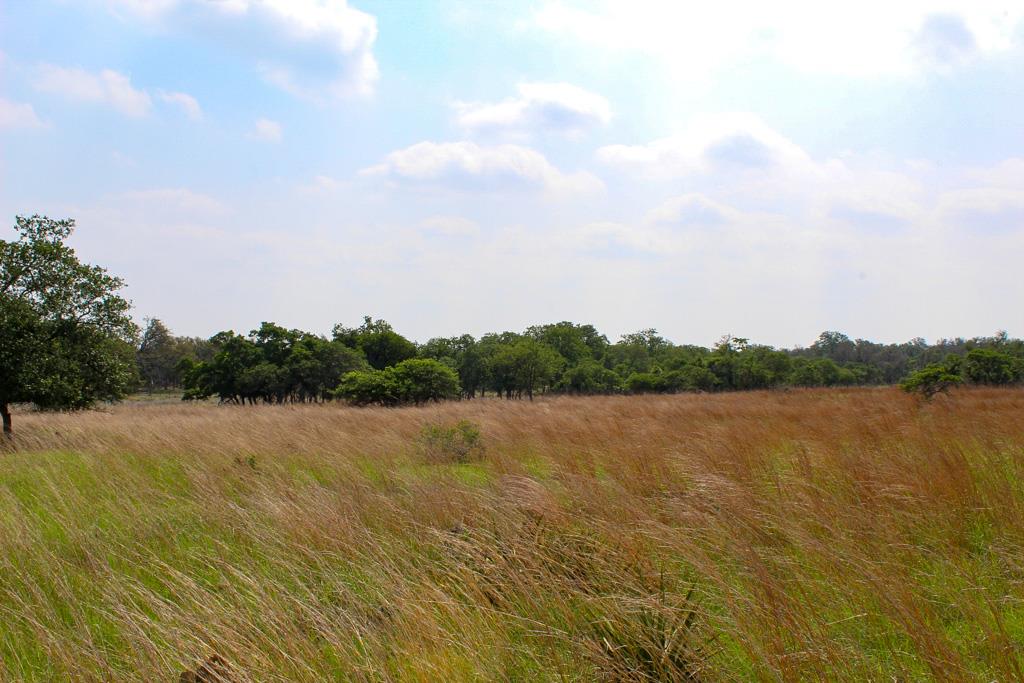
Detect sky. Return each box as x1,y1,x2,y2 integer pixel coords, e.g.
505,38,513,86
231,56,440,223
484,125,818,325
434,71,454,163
1,0,1023,348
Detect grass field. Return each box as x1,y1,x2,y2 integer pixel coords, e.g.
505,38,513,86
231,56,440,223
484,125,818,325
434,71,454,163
1,388,1023,681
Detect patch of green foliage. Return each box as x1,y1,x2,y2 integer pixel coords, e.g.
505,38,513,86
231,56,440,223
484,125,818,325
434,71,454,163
901,356,964,400
335,358,461,406
419,419,485,464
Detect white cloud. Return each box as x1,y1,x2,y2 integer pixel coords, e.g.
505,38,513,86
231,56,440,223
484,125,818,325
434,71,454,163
645,194,734,227
596,113,814,178
965,158,1024,188
561,192,791,257
419,215,479,236
109,0,379,98
938,188,1024,232
157,90,202,120
454,82,611,136
596,113,931,229
251,118,283,142
32,65,152,117
361,141,603,196
297,174,349,194
0,98,45,129
116,188,228,215
913,13,978,68
535,1,1024,79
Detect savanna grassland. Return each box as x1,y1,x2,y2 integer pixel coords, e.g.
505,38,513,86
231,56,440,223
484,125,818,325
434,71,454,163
2,388,1024,682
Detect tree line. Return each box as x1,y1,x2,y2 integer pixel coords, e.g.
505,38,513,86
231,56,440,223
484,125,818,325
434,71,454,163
4,215,1022,436
133,317,1024,406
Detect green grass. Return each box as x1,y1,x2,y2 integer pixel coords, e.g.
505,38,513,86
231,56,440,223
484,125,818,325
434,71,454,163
0,389,1023,680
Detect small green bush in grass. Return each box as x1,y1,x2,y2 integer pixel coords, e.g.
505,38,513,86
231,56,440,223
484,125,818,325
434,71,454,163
419,420,485,463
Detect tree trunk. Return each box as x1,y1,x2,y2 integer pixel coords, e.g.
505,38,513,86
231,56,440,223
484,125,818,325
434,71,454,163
1,403,11,438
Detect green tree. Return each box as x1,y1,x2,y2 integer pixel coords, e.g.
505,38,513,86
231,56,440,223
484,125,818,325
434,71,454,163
901,356,963,400
137,318,185,391
0,215,138,436
286,336,367,402
333,316,416,370
526,321,607,365
493,339,563,400
389,358,461,404
559,358,621,394
182,331,261,403
963,348,1022,385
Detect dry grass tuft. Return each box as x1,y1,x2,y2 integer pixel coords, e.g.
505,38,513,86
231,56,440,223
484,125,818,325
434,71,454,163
1,387,1023,680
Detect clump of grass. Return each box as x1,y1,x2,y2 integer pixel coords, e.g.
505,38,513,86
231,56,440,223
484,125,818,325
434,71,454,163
419,419,485,463
585,579,708,681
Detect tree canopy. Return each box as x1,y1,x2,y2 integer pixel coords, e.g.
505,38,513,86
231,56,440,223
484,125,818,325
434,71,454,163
0,215,138,435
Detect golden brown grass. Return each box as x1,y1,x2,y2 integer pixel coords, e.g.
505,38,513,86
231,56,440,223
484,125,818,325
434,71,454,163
2,388,1024,681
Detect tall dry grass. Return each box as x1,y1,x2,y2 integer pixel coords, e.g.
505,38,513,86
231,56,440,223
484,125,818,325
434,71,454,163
1,388,1023,681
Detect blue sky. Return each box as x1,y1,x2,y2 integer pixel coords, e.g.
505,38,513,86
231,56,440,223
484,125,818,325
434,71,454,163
2,1,1022,346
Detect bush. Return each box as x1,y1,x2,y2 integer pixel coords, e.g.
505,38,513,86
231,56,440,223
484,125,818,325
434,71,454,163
335,358,461,407
964,348,1023,385
663,365,718,392
625,372,667,394
419,419,484,463
335,369,400,406
389,358,461,404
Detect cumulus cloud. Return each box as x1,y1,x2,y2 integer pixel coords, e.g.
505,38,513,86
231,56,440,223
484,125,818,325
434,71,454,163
32,65,152,117
0,98,45,129
251,118,283,142
596,113,813,178
454,82,611,136
30,65,203,120
157,90,202,120
108,0,379,98
645,194,734,227
361,141,603,196
596,113,936,232
535,1,1024,79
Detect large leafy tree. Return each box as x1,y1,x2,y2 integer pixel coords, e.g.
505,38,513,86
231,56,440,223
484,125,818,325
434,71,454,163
137,318,182,391
492,339,564,400
0,215,138,436
333,316,417,370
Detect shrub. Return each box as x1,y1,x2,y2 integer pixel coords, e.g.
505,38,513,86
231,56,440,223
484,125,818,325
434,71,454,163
663,365,718,392
389,358,461,405
335,358,461,407
334,370,400,406
625,372,667,394
419,419,484,463
964,348,1023,385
